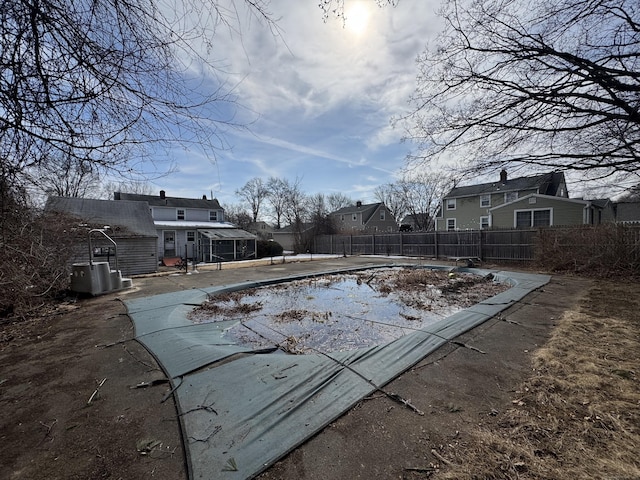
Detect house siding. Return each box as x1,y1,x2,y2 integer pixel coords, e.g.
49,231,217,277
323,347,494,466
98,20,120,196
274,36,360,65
438,188,541,230
151,206,222,222
70,237,157,276
331,203,397,233
490,196,587,228
364,205,398,232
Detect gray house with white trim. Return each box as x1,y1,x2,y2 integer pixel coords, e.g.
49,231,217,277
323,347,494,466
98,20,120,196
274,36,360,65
331,201,398,233
489,194,605,228
436,170,569,230
115,191,256,262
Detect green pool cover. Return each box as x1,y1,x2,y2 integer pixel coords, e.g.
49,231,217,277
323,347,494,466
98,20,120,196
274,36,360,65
125,266,550,479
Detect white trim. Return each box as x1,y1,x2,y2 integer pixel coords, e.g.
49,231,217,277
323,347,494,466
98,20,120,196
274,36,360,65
479,215,490,229
513,208,553,227
446,198,456,210
480,194,491,208
446,218,457,231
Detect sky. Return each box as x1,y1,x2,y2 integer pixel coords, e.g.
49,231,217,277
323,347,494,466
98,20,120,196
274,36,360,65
153,0,444,207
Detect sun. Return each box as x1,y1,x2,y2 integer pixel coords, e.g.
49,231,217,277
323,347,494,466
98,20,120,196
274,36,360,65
344,1,371,36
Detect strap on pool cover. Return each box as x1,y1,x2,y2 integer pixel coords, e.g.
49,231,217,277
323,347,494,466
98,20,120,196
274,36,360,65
125,267,549,480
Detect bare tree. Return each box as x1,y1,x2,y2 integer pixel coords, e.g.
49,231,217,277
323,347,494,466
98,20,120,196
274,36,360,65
31,150,101,198
318,0,397,23
280,177,307,227
326,192,354,212
307,193,336,236
396,173,452,231
101,180,155,199
236,178,269,223
266,177,304,229
373,183,406,224
1,0,277,195
223,202,252,230
402,0,640,181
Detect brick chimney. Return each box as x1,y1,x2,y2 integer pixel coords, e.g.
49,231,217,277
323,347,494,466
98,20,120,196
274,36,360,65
500,169,507,184
160,190,166,199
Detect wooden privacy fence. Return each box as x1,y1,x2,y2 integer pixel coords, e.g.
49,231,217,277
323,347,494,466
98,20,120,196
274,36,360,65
313,229,537,262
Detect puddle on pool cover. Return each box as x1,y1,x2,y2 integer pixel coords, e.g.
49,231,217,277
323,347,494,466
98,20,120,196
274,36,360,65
190,267,507,354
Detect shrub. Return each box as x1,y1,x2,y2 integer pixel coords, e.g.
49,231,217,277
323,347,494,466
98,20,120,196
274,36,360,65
0,193,79,319
256,240,283,259
535,224,640,277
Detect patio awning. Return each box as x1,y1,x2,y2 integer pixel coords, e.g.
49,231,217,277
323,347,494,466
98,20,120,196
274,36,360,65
198,228,257,240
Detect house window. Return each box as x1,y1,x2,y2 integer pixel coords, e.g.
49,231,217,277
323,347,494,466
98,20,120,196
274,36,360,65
177,209,185,220
352,214,358,221
380,210,386,221
187,231,195,242
341,214,345,221
446,198,456,210
504,192,518,203
533,209,551,226
447,218,456,231
480,216,490,229
480,195,491,208
515,209,552,228
209,210,218,221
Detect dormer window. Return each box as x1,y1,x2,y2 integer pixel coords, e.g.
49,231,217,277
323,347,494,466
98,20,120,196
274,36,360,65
177,209,185,220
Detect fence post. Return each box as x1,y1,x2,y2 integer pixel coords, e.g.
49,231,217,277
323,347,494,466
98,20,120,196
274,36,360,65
400,232,404,256
478,230,483,260
434,231,439,260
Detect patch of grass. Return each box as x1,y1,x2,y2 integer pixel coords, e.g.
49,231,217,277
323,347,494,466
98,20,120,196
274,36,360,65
436,279,640,480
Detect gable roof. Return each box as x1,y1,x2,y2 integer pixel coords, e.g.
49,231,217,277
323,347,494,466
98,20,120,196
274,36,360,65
45,196,157,237
115,191,222,210
445,171,565,199
331,202,384,224
272,222,315,234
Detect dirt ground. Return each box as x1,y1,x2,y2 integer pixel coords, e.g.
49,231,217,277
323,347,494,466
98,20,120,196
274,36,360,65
0,257,637,479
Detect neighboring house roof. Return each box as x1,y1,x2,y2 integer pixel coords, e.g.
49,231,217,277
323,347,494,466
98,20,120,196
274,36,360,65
615,201,640,223
272,222,315,234
115,191,222,209
445,171,566,198
247,221,275,231
331,202,384,223
589,198,612,209
45,196,157,237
